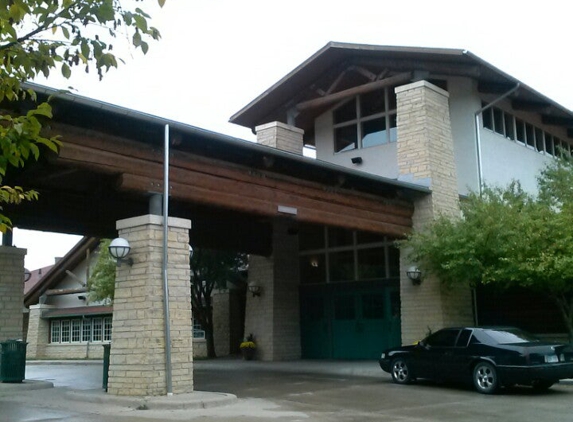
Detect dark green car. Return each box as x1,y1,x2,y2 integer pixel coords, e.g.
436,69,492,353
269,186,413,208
379,327,573,394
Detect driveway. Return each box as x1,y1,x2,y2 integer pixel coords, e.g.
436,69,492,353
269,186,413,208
1,359,572,421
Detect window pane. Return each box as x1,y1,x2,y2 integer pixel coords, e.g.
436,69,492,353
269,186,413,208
360,89,385,117
356,231,385,245
389,113,398,143
515,119,525,144
457,329,472,347
334,99,356,124
493,108,504,135
426,329,459,347
545,134,554,156
51,321,61,343
300,254,326,284
334,296,355,320
387,89,397,111
334,125,357,153
104,317,113,342
299,224,324,251
82,319,92,342
328,227,353,248
482,108,493,130
93,318,102,342
362,118,386,147
525,124,535,148
363,294,384,319
329,250,355,282
504,114,514,140
72,319,81,342
388,245,400,278
357,247,386,279
535,128,544,152
61,320,70,343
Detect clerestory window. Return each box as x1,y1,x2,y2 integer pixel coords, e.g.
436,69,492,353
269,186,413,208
333,88,398,153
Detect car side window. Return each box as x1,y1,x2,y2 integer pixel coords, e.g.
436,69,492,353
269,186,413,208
456,329,472,347
426,329,460,347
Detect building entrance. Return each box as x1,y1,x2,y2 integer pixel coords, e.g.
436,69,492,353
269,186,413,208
300,281,400,359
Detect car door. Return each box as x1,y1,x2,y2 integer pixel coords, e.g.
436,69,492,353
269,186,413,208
413,329,460,381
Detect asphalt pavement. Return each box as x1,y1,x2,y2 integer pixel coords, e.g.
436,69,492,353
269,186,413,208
1,358,572,422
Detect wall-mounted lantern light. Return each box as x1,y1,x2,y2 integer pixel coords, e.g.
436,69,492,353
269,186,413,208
248,282,262,297
406,266,422,285
109,238,133,267
189,245,194,259
24,268,32,282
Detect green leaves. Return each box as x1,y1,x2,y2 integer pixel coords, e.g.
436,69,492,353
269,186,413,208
402,158,573,338
0,0,165,231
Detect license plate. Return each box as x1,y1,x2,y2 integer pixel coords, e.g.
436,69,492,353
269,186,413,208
545,354,559,363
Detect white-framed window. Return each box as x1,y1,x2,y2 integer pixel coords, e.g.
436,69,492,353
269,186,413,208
103,317,112,342
482,104,570,157
333,88,398,153
92,318,102,342
71,319,81,343
49,316,112,344
61,320,70,343
51,320,61,343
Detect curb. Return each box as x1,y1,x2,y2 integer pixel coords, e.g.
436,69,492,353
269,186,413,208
0,379,54,395
67,389,238,410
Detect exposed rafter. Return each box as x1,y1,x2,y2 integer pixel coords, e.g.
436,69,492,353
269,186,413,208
541,115,573,127
296,72,412,112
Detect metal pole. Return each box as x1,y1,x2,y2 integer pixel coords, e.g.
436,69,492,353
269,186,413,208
163,124,173,395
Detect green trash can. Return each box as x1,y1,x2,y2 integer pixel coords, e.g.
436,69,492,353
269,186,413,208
102,343,111,391
0,340,27,383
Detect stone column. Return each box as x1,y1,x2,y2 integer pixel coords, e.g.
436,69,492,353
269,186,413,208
107,215,193,396
256,121,304,155
26,304,55,358
0,246,26,341
244,218,300,360
396,80,473,345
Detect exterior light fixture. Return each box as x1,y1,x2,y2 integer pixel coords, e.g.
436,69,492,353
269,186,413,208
189,245,194,259
108,238,133,267
24,268,32,282
248,282,262,297
406,266,422,284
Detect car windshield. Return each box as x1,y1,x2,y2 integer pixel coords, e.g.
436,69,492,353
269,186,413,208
483,328,539,344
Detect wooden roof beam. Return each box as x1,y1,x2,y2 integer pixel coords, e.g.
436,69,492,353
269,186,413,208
296,72,412,112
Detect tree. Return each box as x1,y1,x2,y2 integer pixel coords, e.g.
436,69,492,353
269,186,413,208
0,0,164,232
87,238,115,303
402,157,573,340
190,248,247,358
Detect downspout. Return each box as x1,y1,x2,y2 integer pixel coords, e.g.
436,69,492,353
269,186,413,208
474,83,520,193
163,124,173,395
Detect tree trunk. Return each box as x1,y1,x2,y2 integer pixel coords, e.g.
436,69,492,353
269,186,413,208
549,293,573,343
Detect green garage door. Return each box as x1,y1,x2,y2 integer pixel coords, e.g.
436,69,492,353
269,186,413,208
301,282,401,359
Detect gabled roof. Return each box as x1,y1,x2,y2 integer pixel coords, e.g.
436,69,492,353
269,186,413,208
230,42,573,140
24,237,100,307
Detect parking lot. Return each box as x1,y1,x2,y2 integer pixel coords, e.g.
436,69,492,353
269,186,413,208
1,359,572,421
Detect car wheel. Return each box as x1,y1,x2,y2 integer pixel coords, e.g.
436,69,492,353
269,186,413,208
473,362,498,394
391,358,412,384
531,380,555,391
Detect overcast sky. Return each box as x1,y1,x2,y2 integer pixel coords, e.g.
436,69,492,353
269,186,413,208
4,0,573,269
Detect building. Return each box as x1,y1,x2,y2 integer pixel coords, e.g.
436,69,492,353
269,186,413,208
2,41,571,395
23,238,237,360
231,42,571,359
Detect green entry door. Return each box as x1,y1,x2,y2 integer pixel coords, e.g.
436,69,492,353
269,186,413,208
300,293,331,358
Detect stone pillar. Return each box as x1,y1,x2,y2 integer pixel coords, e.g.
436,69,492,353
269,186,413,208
396,81,473,345
244,219,300,360
256,121,304,155
26,304,55,358
107,215,193,396
212,290,230,356
0,246,26,341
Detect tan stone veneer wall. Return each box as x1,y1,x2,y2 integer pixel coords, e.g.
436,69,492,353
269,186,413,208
26,304,54,358
396,80,473,345
0,246,26,341
244,218,300,361
256,121,304,155
107,215,193,396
